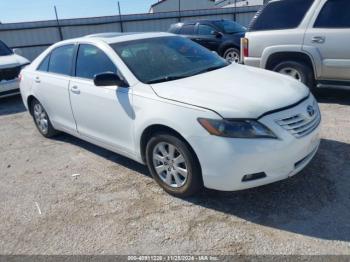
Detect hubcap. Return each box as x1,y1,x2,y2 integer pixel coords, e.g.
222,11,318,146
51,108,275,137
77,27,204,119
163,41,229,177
33,103,49,134
225,50,240,63
152,142,188,188
278,67,302,82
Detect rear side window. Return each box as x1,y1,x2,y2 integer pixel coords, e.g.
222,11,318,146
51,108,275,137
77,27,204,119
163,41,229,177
179,24,195,35
249,0,314,31
75,44,117,80
37,54,50,72
314,0,350,28
48,45,75,76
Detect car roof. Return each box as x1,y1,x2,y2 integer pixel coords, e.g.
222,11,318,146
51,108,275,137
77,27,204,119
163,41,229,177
61,32,175,46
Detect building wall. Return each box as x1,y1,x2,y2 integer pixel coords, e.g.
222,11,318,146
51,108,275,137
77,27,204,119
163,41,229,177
0,6,260,61
216,0,264,7
150,0,216,13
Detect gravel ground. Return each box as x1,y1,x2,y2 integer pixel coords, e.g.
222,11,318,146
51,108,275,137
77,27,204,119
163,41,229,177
0,91,350,255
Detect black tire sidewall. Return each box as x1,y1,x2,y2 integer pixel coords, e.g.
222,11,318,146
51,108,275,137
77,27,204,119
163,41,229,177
146,134,202,197
273,61,315,90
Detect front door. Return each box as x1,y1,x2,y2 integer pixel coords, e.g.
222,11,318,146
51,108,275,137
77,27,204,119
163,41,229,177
69,44,135,154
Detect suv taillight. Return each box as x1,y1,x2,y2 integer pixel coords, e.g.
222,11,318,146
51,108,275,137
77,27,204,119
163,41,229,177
241,38,249,58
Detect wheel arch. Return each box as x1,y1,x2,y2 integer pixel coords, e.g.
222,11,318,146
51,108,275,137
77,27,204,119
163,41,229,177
139,124,201,173
27,95,37,115
264,51,317,79
218,42,240,56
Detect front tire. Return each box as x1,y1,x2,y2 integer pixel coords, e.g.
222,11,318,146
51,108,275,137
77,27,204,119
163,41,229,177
146,133,202,197
273,61,315,91
30,99,58,138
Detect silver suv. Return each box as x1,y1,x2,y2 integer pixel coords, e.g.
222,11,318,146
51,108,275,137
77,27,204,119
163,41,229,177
242,0,350,91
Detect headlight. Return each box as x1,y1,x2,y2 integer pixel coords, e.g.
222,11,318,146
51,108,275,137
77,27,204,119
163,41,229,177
198,118,278,139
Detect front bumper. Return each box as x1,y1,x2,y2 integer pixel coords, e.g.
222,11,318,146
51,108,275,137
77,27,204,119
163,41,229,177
0,79,20,98
189,95,321,191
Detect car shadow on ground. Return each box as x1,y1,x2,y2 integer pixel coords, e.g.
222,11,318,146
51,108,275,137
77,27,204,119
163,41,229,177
315,88,350,105
0,95,26,116
55,130,350,242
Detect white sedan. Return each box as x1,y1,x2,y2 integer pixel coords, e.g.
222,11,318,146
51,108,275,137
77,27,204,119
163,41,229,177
20,32,321,197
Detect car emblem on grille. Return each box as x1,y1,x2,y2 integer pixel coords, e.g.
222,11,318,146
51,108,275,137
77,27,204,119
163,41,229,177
307,105,315,117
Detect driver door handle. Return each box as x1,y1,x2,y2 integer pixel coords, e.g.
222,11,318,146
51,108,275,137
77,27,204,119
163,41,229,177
311,36,325,44
70,85,80,94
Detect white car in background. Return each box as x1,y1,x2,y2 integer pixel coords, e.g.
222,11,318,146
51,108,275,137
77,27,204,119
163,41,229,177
0,40,30,98
20,33,321,197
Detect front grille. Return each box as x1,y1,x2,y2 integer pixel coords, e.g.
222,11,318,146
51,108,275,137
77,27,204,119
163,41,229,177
0,66,21,82
276,103,321,138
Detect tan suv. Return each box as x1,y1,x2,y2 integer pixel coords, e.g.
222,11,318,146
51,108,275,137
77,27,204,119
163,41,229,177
242,0,350,91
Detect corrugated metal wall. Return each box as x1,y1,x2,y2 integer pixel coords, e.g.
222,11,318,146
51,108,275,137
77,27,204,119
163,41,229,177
0,6,259,61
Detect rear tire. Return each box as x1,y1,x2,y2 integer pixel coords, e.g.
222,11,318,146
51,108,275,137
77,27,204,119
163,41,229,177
273,61,315,91
223,47,240,64
30,99,58,138
146,133,202,197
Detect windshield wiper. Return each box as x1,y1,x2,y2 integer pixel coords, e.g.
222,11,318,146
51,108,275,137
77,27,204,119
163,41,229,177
191,64,227,76
147,75,190,84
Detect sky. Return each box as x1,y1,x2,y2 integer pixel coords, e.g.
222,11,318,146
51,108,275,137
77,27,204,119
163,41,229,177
0,0,158,23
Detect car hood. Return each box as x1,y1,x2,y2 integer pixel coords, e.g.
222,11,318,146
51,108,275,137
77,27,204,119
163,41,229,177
0,54,29,69
150,64,309,119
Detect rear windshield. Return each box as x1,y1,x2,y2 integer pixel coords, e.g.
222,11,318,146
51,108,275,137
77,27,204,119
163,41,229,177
249,0,314,31
0,40,13,56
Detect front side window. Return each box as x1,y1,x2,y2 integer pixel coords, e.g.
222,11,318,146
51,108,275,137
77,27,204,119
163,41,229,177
111,36,228,84
0,40,13,56
48,45,75,76
198,25,215,35
314,0,350,28
76,44,117,80
179,24,195,35
249,0,314,31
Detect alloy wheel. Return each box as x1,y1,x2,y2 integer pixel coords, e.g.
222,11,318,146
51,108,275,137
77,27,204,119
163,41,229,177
225,49,240,63
33,103,49,134
278,67,302,82
152,142,188,188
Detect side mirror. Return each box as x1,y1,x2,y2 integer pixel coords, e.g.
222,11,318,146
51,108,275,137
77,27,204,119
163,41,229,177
94,72,129,87
212,31,223,38
12,48,23,56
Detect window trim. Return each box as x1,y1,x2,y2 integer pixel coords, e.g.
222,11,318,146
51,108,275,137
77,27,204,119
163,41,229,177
313,0,350,29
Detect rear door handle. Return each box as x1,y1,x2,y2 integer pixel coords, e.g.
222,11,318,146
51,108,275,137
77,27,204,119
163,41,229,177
35,77,41,83
311,36,325,43
70,86,80,94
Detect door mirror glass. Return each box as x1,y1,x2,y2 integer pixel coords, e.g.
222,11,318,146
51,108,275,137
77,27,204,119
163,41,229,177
94,72,128,87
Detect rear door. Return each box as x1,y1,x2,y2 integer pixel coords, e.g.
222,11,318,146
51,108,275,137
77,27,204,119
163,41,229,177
33,44,77,133
69,44,134,154
303,0,350,80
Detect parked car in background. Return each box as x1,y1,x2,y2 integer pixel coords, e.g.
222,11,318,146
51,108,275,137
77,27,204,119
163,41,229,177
169,19,246,63
0,40,30,98
20,32,320,197
242,0,350,91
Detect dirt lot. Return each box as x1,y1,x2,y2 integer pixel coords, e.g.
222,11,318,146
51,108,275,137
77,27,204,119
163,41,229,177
0,92,350,255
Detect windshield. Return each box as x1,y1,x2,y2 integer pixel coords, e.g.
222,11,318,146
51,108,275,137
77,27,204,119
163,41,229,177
213,20,246,34
0,40,13,56
111,36,228,84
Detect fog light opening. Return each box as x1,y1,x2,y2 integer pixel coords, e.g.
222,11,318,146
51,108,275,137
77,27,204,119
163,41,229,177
242,172,267,182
